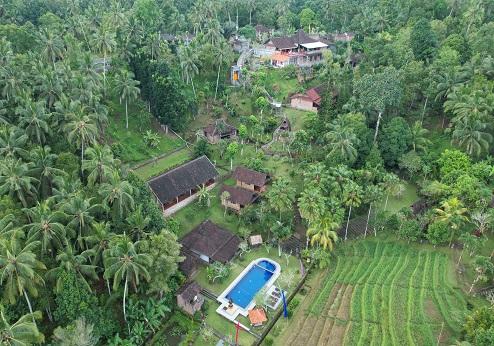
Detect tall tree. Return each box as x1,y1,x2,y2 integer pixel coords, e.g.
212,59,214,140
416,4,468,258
434,197,468,247
410,18,437,62
113,70,140,129
307,213,340,251
342,181,363,241
100,173,134,220
0,159,38,208
0,238,46,324
0,307,44,345
214,40,234,100
82,144,118,186
103,237,152,325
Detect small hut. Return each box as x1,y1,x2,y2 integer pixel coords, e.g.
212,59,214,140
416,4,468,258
220,185,258,212
177,281,204,315
248,308,268,327
203,119,238,144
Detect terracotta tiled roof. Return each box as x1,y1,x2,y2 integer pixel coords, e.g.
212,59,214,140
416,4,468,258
148,156,219,204
248,308,267,325
233,167,269,187
180,220,240,263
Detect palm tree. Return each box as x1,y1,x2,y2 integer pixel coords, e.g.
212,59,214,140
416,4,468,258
38,28,64,69
82,144,119,186
113,70,140,129
64,112,98,168
307,213,340,251
0,126,28,159
471,210,493,235
220,190,230,217
298,188,326,225
53,317,98,346
0,214,17,239
177,45,199,98
213,39,233,100
103,237,152,324
326,128,359,164
410,121,431,152
16,99,51,145
0,159,38,208
30,146,65,199
363,184,383,237
451,116,492,157
63,196,101,249
126,206,150,241
47,245,98,293
0,307,44,345
444,90,493,124
100,173,135,220
266,177,296,221
23,202,67,256
380,173,403,212
343,181,363,240
434,197,468,247
0,238,46,324
91,27,116,90
469,256,494,293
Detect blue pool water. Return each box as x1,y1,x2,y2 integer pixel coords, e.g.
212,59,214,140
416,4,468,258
225,260,276,309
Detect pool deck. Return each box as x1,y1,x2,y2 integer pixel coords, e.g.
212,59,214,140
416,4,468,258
216,258,281,323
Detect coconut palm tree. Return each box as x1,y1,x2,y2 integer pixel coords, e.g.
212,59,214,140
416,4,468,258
63,112,98,168
0,238,46,324
0,126,28,159
100,173,134,220
0,307,44,345
213,39,233,100
363,184,383,237
91,27,116,90
126,207,150,241
326,128,359,164
30,146,65,199
16,99,51,145
82,144,119,186
298,187,326,225
469,256,494,293
451,116,492,157
343,181,363,240
103,237,152,324
47,245,98,293
38,28,64,69
0,159,38,208
23,202,67,256
444,90,493,124
113,70,140,129
307,213,340,251
381,173,403,212
0,214,17,239
63,196,101,249
177,45,199,98
434,197,468,247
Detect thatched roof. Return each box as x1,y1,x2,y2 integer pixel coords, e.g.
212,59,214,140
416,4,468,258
148,156,219,204
180,220,240,263
233,166,269,187
221,185,258,206
267,30,316,50
177,281,202,301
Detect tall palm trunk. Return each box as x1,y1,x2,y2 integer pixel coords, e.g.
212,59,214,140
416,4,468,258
23,290,36,325
373,111,382,143
123,277,128,324
215,63,221,100
81,140,84,175
125,99,129,129
345,205,352,241
364,204,372,237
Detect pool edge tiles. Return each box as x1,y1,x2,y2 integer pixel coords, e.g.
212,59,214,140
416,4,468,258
216,258,281,320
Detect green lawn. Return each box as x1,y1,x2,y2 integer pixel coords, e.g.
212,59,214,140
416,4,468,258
275,239,479,346
195,247,301,346
283,107,313,131
133,148,192,180
265,69,300,101
106,99,183,163
172,185,244,238
377,181,419,214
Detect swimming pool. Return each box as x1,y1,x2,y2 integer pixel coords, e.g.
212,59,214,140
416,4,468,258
225,260,276,309
217,258,281,318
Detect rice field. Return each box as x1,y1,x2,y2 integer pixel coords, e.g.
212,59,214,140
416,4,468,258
275,241,469,346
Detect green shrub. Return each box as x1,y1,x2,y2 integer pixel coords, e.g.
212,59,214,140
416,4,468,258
263,337,274,346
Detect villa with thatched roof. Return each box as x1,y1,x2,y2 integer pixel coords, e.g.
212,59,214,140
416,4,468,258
148,156,219,216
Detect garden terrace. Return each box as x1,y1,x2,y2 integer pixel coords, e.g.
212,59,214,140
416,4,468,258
180,220,240,264
148,155,219,216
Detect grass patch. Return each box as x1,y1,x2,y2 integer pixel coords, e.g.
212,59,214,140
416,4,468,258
283,107,313,131
265,69,300,101
133,148,192,180
106,99,182,163
376,181,419,214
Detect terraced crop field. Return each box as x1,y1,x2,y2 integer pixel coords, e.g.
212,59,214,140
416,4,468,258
276,241,469,346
